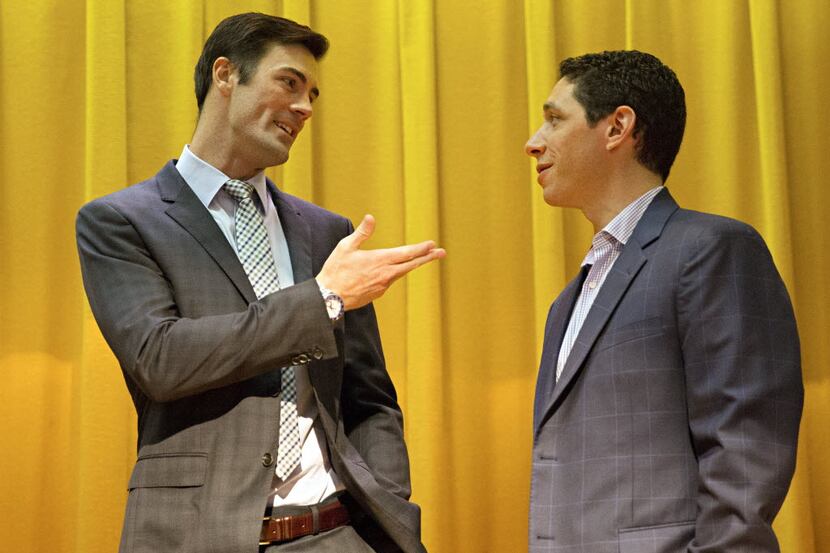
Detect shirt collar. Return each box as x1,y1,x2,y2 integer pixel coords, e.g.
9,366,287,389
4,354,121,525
582,185,664,266
175,145,269,209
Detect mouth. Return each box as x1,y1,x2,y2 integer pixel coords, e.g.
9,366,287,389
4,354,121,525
273,120,297,138
536,162,553,175
535,162,554,185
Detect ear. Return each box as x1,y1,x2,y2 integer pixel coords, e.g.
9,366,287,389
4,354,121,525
212,57,236,97
605,105,637,151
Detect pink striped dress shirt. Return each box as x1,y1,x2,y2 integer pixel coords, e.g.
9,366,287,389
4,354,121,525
555,186,665,381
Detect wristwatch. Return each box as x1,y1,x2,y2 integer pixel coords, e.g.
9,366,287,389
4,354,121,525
318,285,344,323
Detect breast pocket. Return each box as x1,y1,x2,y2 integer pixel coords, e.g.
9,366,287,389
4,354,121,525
597,316,664,352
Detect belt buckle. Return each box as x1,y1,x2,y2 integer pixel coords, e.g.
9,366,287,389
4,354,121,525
259,514,294,545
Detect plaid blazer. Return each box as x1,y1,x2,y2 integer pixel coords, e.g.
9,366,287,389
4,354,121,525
77,161,423,553
530,190,802,553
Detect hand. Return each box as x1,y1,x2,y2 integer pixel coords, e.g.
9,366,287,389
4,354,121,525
316,214,446,310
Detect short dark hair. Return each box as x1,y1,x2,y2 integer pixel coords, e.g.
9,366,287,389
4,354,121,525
194,13,329,112
559,50,686,181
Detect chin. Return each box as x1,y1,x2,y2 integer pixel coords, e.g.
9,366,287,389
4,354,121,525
249,136,290,168
541,184,563,207
543,188,580,209
541,176,578,208
543,194,564,207
262,146,290,168
272,152,290,166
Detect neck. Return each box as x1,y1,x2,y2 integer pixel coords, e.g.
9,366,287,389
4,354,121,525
582,165,663,233
190,115,260,181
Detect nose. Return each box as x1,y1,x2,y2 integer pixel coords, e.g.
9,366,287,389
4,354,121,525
525,129,545,158
292,95,313,121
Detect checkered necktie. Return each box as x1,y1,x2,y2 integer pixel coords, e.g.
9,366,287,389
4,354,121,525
224,179,301,480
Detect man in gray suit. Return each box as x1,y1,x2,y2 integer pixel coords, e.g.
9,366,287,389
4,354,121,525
526,50,802,552
76,13,444,553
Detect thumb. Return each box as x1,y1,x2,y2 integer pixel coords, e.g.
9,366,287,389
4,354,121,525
349,214,375,249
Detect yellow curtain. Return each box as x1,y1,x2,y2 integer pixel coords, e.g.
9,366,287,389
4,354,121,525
1,1,827,551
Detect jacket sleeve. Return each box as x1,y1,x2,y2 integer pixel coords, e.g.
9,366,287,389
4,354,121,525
677,225,803,551
76,198,338,403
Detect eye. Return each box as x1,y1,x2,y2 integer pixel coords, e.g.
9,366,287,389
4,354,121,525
281,76,297,89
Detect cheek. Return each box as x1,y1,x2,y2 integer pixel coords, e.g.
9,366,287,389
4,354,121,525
229,97,258,125
546,135,565,160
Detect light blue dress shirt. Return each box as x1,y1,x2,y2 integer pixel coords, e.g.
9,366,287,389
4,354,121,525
175,145,295,288
174,145,344,506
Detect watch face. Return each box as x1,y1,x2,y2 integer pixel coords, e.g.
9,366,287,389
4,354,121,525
325,294,343,319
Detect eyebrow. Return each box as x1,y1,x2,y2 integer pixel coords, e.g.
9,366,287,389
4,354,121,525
543,102,560,113
282,66,320,99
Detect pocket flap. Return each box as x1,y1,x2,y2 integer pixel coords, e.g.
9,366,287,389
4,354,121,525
128,453,208,490
618,521,695,553
600,316,664,351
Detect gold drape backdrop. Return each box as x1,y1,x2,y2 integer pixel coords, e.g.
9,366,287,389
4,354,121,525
1,1,827,551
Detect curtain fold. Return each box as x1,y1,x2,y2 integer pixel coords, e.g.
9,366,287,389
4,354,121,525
523,0,568,354
748,0,794,284
396,0,449,544
276,0,315,201
1,1,827,552
77,3,133,552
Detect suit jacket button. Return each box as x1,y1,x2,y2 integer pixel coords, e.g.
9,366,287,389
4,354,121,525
312,347,323,360
261,453,274,467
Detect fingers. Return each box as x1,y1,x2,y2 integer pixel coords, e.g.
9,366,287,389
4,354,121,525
383,240,439,263
389,247,446,277
343,214,446,272
347,214,375,249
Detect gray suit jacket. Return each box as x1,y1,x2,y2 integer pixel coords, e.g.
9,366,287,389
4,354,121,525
76,161,424,553
530,190,803,553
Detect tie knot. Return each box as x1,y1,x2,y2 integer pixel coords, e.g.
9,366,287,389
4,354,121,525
224,179,255,203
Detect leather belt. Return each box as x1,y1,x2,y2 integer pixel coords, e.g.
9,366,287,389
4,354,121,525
259,498,350,545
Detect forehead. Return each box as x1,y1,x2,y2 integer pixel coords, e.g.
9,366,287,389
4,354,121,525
254,42,319,82
544,78,580,112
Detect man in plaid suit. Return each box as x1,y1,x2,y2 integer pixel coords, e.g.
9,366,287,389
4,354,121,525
76,13,443,553
525,50,802,552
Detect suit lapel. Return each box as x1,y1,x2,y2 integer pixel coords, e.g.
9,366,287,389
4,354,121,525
157,161,257,304
537,189,679,427
268,181,313,283
548,246,647,407
268,184,343,425
533,269,585,431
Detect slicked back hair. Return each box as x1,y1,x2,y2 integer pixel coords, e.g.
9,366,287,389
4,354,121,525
194,12,328,113
559,50,686,181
